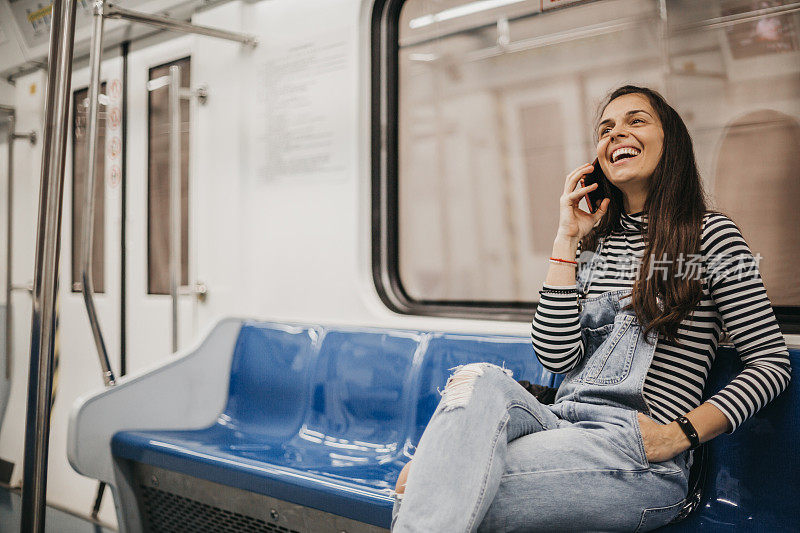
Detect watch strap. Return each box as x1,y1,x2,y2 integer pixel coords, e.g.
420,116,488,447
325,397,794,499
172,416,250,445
675,416,701,450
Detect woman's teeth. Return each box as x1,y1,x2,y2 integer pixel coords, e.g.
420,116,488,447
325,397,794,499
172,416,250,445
611,147,641,163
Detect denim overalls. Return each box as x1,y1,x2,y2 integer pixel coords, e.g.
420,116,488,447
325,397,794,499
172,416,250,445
392,237,692,532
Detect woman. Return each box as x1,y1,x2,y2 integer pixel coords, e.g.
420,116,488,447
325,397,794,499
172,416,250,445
390,85,792,532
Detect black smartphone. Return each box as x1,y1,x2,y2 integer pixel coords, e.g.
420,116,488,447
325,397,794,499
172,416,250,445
582,158,608,213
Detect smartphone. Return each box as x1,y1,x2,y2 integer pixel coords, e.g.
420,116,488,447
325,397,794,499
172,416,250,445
582,158,608,213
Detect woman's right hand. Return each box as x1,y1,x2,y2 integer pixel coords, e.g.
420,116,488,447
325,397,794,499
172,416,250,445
556,163,610,241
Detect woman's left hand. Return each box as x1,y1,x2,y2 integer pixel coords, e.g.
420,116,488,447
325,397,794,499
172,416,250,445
637,412,690,463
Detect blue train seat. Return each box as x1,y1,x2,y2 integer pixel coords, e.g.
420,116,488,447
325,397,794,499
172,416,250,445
413,333,556,445
661,346,799,532
71,319,797,532
109,321,557,531
112,323,415,527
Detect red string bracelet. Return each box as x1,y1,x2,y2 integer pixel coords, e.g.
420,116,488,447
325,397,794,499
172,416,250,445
549,257,578,265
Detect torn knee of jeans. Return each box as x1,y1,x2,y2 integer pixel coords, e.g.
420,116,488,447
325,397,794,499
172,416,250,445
438,362,512,411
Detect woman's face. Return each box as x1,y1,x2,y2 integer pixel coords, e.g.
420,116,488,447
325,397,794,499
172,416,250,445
596,93,664,191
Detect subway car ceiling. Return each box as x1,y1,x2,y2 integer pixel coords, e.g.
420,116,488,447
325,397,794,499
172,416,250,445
0,0,798,530
0,0,235,80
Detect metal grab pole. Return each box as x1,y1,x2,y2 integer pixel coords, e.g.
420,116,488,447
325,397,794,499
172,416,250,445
4,111,11,382
81,0,115,386
169,65,181,353
104,3,258,47
21,0,78,530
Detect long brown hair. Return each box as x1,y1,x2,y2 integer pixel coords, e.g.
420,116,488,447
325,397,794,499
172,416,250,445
581,85,719,344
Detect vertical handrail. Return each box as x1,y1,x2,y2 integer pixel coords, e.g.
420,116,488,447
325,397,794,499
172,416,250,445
81,0,115,386
4,110,14,382
169,65,181,353
21,0,78,530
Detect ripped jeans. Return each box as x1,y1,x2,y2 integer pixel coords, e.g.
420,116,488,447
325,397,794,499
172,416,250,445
391,290,691,532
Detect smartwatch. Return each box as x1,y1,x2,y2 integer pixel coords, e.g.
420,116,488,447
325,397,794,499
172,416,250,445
675,416,701,450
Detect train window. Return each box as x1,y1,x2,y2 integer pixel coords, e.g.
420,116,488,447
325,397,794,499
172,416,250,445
72,83,107,294
374,0,800,326
147,57,190,295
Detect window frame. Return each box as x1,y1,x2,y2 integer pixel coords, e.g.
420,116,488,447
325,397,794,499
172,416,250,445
146,56,191,296
370,0,800,333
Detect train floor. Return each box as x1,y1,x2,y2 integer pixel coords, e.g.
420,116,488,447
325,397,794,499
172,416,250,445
0,484,115,532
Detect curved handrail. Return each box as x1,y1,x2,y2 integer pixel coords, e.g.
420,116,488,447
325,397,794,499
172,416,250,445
81,0,116,387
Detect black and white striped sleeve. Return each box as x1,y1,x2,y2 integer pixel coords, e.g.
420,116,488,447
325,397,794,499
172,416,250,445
531,284,583,373
531,239,584,373
702,213,792,433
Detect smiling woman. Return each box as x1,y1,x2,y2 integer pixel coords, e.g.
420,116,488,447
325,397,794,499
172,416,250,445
390,84,792,532
594,95,665,215
576,86,713,346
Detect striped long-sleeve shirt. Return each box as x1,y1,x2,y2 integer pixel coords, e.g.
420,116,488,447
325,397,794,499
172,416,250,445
531,211,792,432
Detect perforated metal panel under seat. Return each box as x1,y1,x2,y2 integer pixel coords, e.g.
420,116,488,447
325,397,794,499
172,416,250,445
139,485,297,533
132,463,388,533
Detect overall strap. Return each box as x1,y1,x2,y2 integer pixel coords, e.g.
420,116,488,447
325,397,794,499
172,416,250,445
577,235,605,298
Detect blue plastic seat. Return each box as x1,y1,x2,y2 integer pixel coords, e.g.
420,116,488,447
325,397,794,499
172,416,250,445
113,323,425,526
413,333,556,445
112,322,556,527
111,320,798,530
660,346,799,532
223,323,321,441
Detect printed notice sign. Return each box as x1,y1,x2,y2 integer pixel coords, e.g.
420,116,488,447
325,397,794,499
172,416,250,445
254,30,352,181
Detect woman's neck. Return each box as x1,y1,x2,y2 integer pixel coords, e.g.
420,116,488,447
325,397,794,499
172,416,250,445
624,203,645,215
622,188,647,215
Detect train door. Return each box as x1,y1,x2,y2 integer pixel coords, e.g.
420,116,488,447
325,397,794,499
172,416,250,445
126,36,198,372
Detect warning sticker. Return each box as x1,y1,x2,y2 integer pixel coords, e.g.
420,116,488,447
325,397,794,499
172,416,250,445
109,165,121,188
108,107,121,130
109,79,122,101
109,137,121,159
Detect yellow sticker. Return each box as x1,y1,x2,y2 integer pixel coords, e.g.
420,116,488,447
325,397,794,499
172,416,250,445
30,84,36,95
27,5,53,23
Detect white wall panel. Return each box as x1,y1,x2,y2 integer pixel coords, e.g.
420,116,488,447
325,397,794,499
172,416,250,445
190,0,533,338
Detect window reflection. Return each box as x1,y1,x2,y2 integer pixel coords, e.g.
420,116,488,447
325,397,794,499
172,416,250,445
396,0,800,305
147,58,190,296
714,110,800,306
72,83,107,293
